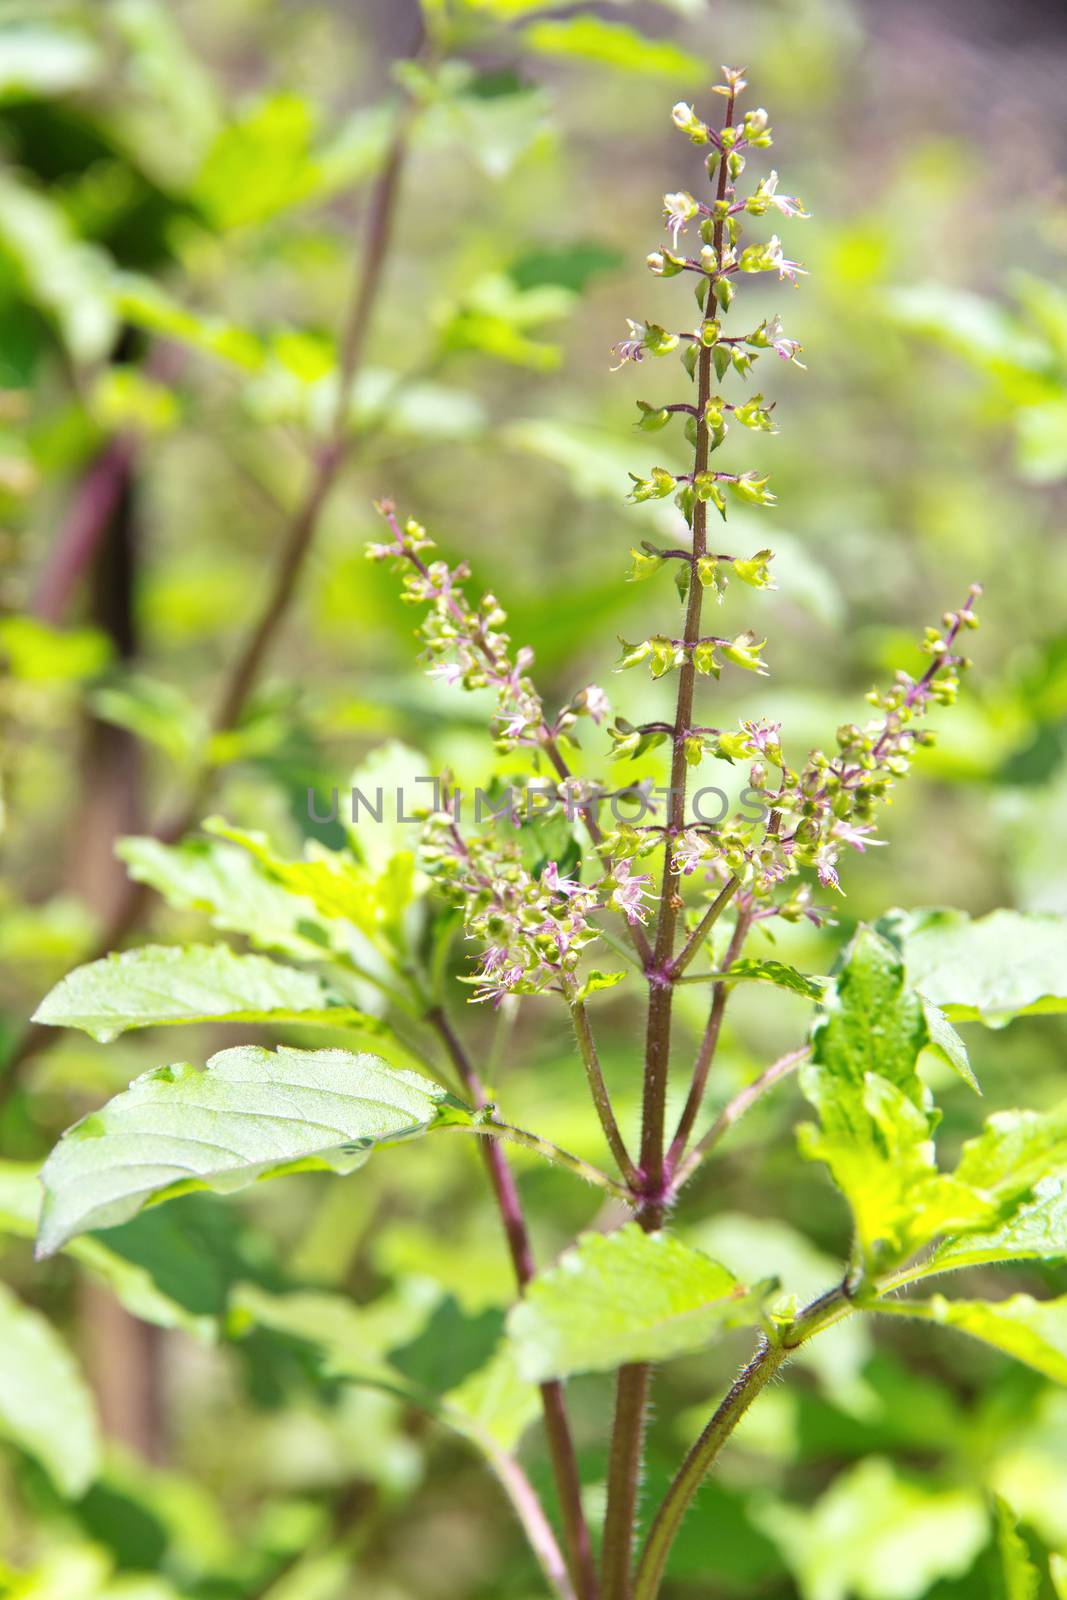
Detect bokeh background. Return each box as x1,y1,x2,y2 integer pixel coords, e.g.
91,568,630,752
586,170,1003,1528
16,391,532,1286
1,1,1066,1595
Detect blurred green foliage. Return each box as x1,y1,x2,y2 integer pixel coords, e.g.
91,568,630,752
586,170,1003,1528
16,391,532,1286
1,1,1067,1597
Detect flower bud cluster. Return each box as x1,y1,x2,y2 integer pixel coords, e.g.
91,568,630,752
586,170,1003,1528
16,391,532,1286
420,809,652,1005
671,592,981,913
371,67,981,1005
367,500,608,752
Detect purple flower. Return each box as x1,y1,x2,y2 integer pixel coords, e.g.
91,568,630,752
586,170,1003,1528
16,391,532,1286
582,684,610,725
428,662,465,687
542,860,584,899
610,320,648,370
831,820,885,854
609,859,654,925
473,964,525,1007
741,718,782,757
814,846,842,893
671,830,709,877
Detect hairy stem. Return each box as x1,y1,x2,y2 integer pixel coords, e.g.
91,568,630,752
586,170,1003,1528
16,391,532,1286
666,909,751,1168
466,1119,632,1203
601,86,737,1600
427,1006,598,1600
670,875,739,979
486,1439,579,1600
672,1044,809,1191
568,997,640,1188
633,1340,785,1600
633,1285,849,1600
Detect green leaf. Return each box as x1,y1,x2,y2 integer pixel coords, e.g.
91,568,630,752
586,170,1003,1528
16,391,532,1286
922,1101,1067,1275
721,958,825,1002
37,1047,471,1257
443,1340,540,1453
230,1280,435,1389
0,26,102,96
521,16,703,77
1053,1554,1067,1600
0,1282,99,1496
203,817,416,964
0,171,117,362
800,929,991,1269
574,970,626,1003
755,1457,987,1600
799,1076,990,1271
995,1496,1041,1600
32,944,388,1043
113,274,265,371
886,907,1067,1027
0,617,112,683
0,1171,262,1344
89,674,207,766
116,835,390,985
195,93,324,229
506,1223,761,1381
898,1293,1067,1386
920,1000,980,1092
811,927,927,1097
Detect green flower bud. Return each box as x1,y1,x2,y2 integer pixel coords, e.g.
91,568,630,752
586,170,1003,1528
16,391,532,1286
692,640,721,676
671,102,710,144
704,395,726,430
732,548,775,589
636,400,671,431
626,546,663,582
733,394,776,432
650,636,680,677
728,473,776,506
720,631,769,674
627,466,677,503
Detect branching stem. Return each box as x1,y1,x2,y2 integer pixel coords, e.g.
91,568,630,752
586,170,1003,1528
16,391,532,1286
601,84,738,1600
632,1284,850,1600
568,996,641,1188
427,1006,598,1600
672,1044,809,1191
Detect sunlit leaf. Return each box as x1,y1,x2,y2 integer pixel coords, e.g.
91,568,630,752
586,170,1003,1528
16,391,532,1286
113,274,265,370
721,958,825,1002
919,999,979,1091
995,1496,1041,1600
897,1293,1067,1386
919,1101,1067,1275
0,172,116,361
38,1047,472,1256
195,93,323,229
32,943,389,1043
507,1223,761,1381
0,25,101,96
116,835,390,988
521,17,704,78
800,929,990,1268
885,907,1067,1027
0,616,112,683
90,673,207,766
756,1457,987,1600
0,1282,99,1496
